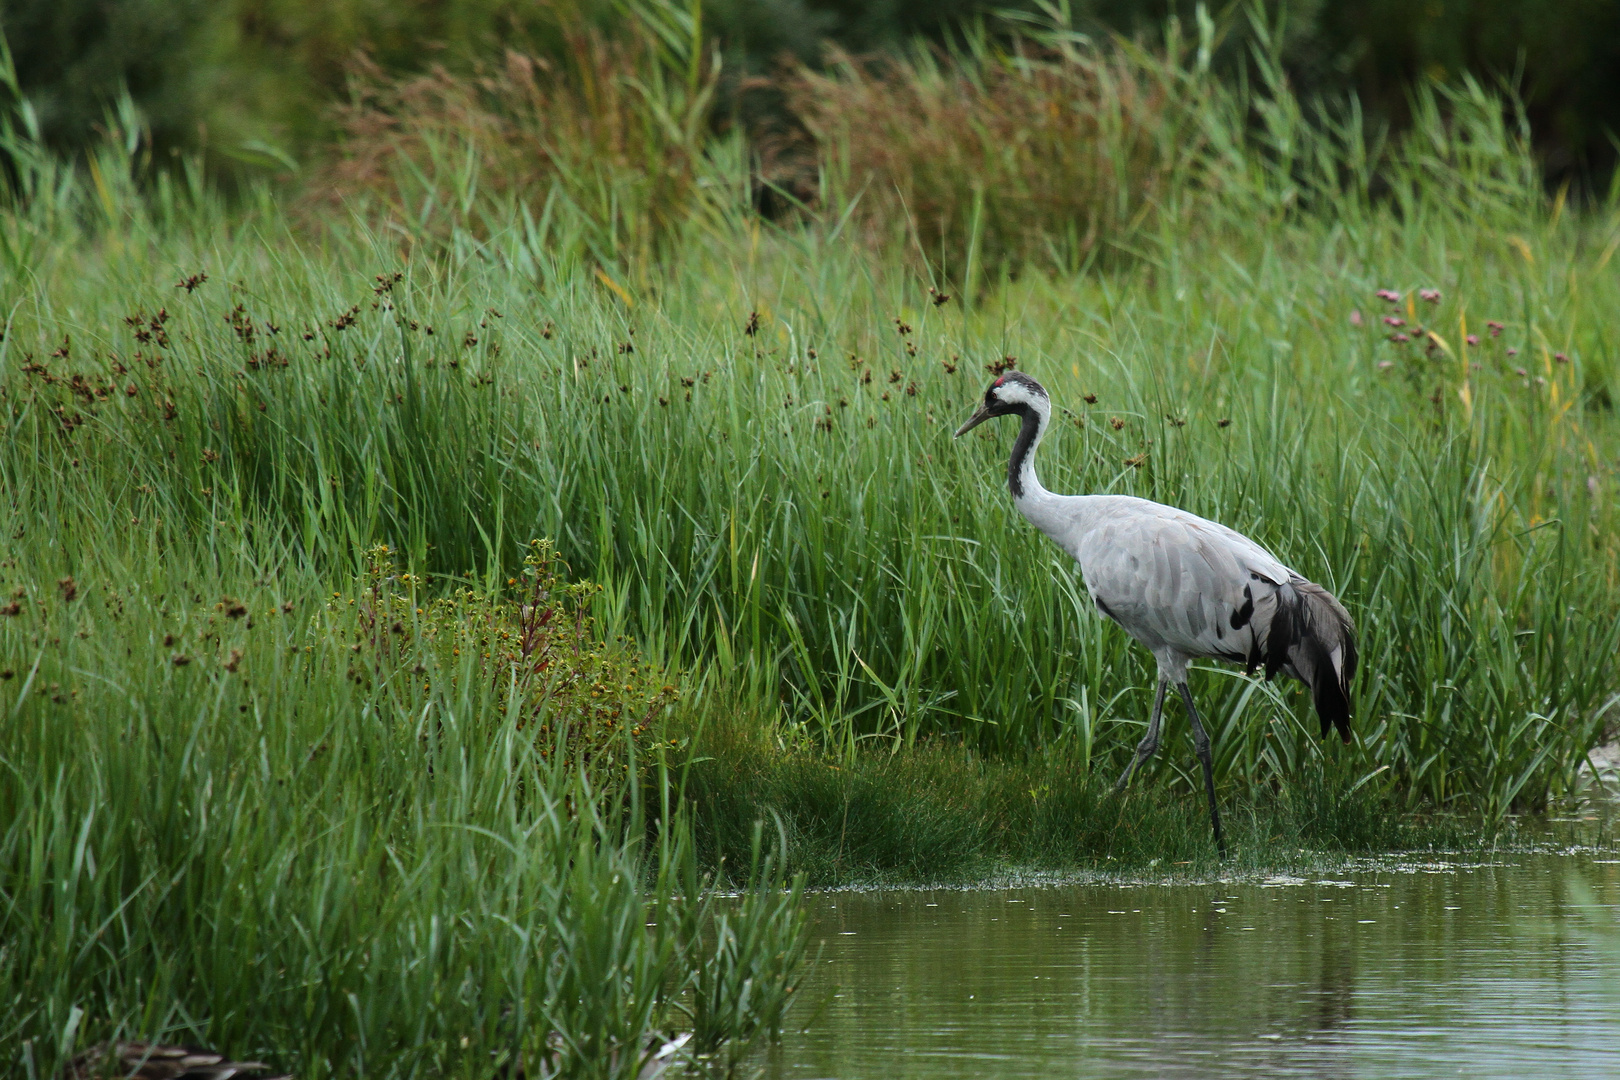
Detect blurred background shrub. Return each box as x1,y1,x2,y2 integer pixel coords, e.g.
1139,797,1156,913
790,33,1196,276
320,3,719,262
2,0,1616,191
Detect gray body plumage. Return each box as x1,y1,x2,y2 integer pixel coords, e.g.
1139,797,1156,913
1026,493,1285,673
956,372,1358,853
1022,492,1354,732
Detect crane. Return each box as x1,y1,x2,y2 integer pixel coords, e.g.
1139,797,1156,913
954,372,1357,856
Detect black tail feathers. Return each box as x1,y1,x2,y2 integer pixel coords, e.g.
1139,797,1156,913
1263,578,1357,744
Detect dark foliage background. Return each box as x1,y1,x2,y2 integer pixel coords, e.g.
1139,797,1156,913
3,0,1617,187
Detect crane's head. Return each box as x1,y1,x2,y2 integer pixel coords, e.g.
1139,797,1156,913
953,371,1049,437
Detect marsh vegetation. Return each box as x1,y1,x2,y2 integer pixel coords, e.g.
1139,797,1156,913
2,2,1618,1075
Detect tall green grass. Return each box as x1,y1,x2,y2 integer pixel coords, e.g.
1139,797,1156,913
0,529,809,1078
3,33,1618,818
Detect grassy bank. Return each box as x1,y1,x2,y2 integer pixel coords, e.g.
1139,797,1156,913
0,548,807,1078
676,695,1577,889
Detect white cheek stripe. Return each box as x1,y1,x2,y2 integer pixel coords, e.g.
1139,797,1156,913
997,382,1043,408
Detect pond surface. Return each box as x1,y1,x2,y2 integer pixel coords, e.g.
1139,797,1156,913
767,853,1620,1079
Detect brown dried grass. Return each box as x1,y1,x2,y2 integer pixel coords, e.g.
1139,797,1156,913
790,40,1201,277
318,22,718,258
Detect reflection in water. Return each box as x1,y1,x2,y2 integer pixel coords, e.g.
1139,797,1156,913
769,855,1620,1079
1312,939,1355,1034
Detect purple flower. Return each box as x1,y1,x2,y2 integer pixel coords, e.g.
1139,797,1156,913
1376,360,1394,371
1349,310,1363,326
1383,316,1406,328
1514,367,1527,377
1466,334,1479,346
1554,352,1568,363
1376,289,1401,303
1507,347,1519,357
1419,288,1441,303
1487,320,1503,337
1390,333,1410,344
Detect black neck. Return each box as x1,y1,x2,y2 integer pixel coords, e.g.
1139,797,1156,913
1007,404,1042,498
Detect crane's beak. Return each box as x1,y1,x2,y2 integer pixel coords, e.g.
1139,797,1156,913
953,403,993,438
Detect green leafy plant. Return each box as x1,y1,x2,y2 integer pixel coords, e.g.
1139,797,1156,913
341,541,677,777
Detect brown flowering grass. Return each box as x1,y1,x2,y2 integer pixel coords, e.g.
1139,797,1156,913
341,541,677,776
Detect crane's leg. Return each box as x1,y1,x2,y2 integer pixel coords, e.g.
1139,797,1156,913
1114,678,1168,792
1176,682,1227,858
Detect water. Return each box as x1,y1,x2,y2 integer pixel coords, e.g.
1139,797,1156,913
768,854,1620,1079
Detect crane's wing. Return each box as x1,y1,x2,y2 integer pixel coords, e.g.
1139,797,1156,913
1074,510,1290,663
1073,506,1356,741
